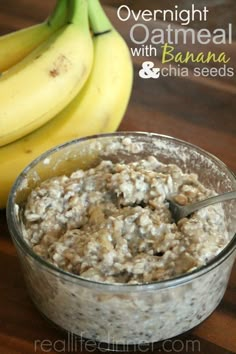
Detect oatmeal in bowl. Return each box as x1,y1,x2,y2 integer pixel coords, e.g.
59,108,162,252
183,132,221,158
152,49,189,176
7,132,236,348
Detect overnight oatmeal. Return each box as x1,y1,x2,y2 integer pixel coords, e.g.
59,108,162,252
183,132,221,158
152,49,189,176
23,155,229,284
9,134,236,345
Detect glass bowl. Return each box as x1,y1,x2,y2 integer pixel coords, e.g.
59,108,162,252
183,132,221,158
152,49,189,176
7,132,236,349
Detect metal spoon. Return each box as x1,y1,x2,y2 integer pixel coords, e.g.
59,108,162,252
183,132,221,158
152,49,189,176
167,190,236,223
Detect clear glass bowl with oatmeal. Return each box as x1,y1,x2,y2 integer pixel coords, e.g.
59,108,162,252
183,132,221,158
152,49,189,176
7,132,236,349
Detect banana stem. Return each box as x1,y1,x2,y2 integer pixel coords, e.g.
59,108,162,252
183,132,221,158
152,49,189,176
48,0,69,28
88,0,112,34
69,0,89,29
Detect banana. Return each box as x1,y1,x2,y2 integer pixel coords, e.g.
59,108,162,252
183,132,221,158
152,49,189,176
0,0,133,208
0,0,69,72
0,0,93,147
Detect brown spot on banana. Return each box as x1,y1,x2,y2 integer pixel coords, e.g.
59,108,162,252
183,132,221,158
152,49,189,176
49,54,72,77
35,54,42,60
50,68,59,77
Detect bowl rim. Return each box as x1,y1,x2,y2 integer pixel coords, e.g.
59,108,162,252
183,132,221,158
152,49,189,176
6,131,236,292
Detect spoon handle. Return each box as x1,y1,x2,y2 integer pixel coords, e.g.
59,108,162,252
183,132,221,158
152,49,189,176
185,190,236,215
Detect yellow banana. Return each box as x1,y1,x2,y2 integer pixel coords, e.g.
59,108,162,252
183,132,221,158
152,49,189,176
0,0,133,209
0,0,69,72
0,0,93,147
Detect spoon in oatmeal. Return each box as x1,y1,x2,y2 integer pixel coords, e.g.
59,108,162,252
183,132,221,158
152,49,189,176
167,190,236,223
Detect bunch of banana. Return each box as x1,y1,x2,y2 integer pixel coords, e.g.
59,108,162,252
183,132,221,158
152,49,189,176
0,0,93,146
0,0,133,208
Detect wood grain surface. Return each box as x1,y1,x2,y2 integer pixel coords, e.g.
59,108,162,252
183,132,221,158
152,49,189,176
0,1,235,353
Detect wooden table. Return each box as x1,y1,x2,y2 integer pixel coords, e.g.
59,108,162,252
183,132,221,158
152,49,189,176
0,1,235,353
